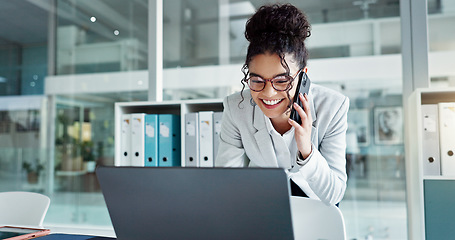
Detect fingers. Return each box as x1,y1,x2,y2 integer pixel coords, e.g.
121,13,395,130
288,115,300,128
293,102,307,123
301,93,312,123
290,93,311,126
289,93,313,157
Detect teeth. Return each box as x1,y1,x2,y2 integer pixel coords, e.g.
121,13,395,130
262,99,281,105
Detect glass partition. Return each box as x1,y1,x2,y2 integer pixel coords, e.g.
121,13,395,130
56,0,148,75
41,95,112,226
342,90,406,239
0,0,48,97
163,0,403,69
428,0,455,87
0,147,49,192
0,96,49,193
162,0,404,100
45,92,143,227
48,0,150,227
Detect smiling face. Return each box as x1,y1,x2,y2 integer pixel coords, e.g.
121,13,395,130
248,52,301,122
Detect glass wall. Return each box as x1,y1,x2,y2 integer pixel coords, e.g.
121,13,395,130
56,0,148,75
0,0,48,96
428,0,455,87
0,96,48,195
0,0,49,204
50,0,150,227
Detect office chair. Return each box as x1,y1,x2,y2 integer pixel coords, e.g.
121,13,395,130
290,196,347,240
0,191,50,227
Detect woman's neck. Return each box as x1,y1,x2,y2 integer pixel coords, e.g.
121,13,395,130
271,115,292,135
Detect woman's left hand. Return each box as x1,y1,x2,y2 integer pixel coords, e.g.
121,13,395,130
288,93,313,159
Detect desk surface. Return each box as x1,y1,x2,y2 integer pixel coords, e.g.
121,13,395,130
0,225,117,240
45,225,115,238
37,234,115,240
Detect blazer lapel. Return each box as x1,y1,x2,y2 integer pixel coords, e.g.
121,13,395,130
309,90,318,145
252,106,279,167
311,126,317,145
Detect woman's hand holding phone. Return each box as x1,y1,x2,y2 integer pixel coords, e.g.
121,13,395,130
288,93,313,159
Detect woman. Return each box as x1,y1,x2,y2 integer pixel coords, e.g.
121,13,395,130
215,3,349,205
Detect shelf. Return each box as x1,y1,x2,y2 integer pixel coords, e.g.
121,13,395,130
423,175,455,180
114,99,224,166
419,87,455,104
406,88,455,240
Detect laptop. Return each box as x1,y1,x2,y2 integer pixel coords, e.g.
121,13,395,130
96,166,294,240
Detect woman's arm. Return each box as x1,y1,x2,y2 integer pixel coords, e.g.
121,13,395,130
215,96,249,167
291,96,349,205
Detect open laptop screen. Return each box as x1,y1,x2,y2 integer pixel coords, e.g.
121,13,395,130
96,167,294,240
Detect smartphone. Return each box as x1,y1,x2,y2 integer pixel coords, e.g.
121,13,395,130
290,72,311,125
0,226,50,240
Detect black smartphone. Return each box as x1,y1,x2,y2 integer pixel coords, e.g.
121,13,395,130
290,72,311,125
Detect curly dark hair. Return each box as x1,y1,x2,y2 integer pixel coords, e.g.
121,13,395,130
239,3,311,108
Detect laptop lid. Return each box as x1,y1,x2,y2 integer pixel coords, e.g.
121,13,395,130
96,167,294,240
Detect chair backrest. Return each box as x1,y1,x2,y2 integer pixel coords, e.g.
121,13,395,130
0,191,50,227
290,196,346,240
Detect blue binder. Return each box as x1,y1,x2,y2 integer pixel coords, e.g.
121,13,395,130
158,114,181,167
145,114,159,167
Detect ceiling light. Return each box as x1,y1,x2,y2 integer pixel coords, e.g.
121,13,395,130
90,16,97,22
114,30,120,36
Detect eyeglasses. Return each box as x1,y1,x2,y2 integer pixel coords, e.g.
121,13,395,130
246,69,302,92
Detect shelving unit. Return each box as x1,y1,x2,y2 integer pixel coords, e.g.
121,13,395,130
114,99,223,167
406,87,455,240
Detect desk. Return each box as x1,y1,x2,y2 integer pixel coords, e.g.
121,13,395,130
37,234,114,239
34,225,116,239
0,225,115,240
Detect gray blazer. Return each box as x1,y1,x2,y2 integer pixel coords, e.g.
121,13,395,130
215,84,349,205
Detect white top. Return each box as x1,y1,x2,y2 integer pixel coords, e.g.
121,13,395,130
264,115,312,171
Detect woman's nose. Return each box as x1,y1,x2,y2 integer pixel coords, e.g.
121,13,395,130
261,81,277,97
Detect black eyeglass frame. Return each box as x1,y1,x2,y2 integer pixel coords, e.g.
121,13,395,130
245,69,303,92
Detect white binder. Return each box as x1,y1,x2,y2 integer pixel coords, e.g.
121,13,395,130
421,104,441,176
120,114,132,166
131,113,146,167
438,102,455,176
199,111,214,167
185,113,199,167
213,112,223,164
145,114,159,167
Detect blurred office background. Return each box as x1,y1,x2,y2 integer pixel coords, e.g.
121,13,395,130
0,0,454,239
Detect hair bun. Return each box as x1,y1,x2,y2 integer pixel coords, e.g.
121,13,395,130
245,4,311,43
